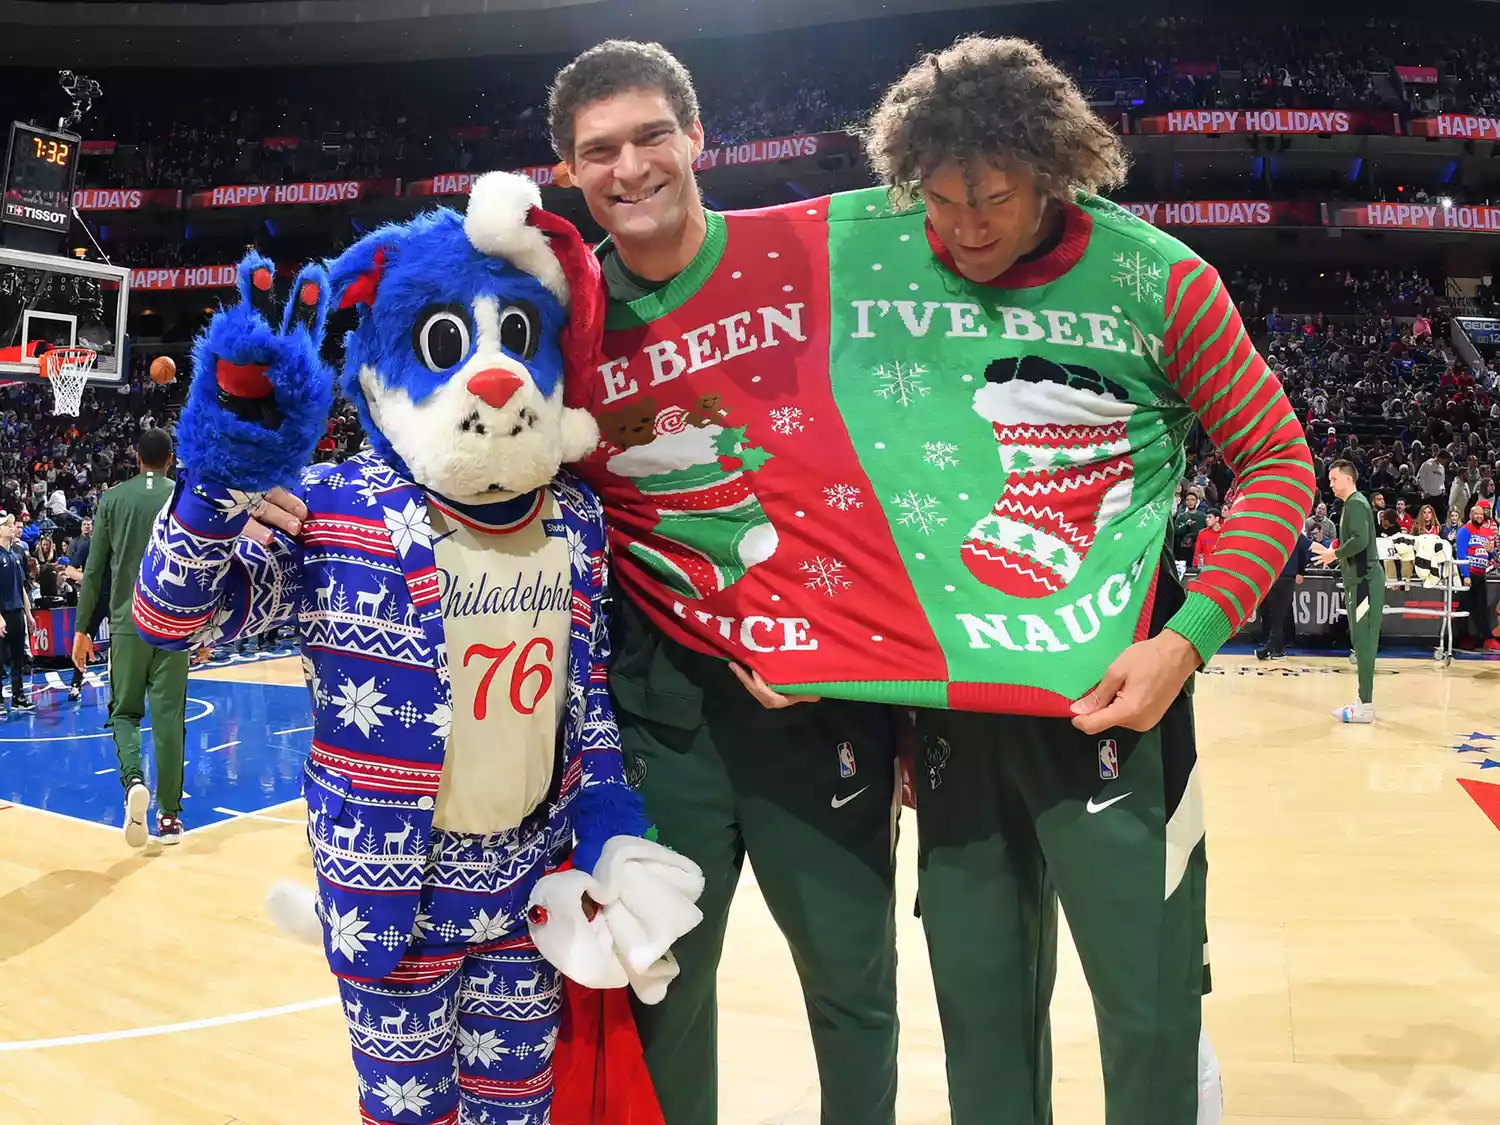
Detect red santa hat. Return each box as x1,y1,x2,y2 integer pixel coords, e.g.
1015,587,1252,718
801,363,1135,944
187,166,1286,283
463,171,607,406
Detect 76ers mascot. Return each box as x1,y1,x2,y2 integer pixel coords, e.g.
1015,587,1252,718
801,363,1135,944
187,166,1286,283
133,172,704,1125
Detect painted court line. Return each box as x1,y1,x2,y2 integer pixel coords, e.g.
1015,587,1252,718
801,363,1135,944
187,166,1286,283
272,725,314,736
184,801,306,834
4,800,119,833
93,768,113,775
203,740,241,754
0,697,216,743
0,996,338,1052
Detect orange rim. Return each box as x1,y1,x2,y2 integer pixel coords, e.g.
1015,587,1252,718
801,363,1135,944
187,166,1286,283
40,346,97,379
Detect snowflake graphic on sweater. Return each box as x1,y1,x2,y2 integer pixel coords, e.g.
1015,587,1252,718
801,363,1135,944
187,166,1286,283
374,1075,434,1117
800,555,852,596
891,491,947,536
332,675,394,736
824,483,864,511
872,361,931,406
769,406,806,435
1111,251,1164,305
923,441,960,470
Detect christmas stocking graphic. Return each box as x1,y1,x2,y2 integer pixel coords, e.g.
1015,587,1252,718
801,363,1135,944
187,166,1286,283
606,407,779,600
961,363,1136,598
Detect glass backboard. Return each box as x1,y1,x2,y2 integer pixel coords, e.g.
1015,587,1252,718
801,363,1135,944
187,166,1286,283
0,245,129,382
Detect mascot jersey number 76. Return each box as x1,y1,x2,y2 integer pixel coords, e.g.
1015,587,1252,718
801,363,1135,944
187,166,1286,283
132,172,705,1125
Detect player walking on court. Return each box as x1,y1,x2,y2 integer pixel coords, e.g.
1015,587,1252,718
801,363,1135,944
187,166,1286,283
1313,459,1383,722
856,38,1313,1124
549,41,901,1125
74,428,190,845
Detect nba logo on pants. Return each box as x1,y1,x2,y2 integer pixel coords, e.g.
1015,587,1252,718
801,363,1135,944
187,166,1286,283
838,741,857,779
1098,739,1119,780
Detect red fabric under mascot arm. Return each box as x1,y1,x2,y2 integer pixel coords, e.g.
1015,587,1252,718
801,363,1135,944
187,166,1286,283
545,858,667,1125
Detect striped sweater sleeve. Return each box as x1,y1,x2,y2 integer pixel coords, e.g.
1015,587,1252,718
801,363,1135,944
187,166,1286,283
1160,259,1317,661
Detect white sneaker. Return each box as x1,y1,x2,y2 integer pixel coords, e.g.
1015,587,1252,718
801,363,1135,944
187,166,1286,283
124,782,151,848
1334,702,1375,724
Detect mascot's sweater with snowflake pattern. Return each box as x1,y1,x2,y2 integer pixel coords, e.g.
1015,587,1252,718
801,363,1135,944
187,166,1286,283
568,189,1316,716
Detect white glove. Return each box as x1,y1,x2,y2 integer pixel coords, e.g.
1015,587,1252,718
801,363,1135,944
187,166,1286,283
591,835,706,978
526,868,628,990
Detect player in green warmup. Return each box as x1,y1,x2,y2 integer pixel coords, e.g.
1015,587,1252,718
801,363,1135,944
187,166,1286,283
1314,459,1383,723
74,427,191,846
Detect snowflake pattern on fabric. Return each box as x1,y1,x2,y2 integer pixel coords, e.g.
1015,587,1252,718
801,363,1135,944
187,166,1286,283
800,555,852,596
1111,250,1165,305
769,405,807,435
425,700,452,739
824,483,864,511
923,441,960,470
891,491,948,536
382,498,432,557
327,904,373,961
373,1075,434,1117
332,675,394,736
458,1027,509,1067
872,360,931,406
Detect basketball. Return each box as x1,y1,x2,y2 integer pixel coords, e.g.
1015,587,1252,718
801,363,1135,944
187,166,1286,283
149,355,176,384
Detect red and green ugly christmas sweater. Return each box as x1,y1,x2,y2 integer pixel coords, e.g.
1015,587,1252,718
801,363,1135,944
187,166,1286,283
568,188,1317,716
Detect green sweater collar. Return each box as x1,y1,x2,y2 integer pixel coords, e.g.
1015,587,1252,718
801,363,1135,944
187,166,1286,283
603,210,727,331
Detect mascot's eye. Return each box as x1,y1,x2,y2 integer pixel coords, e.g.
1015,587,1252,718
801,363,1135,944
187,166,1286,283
414,305,472,372
499,302,539,361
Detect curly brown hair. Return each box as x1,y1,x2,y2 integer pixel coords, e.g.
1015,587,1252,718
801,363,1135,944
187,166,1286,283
860,35,1130,205
549,40,699,160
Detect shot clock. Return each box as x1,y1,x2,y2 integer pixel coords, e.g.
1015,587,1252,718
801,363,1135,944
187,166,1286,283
2,122,81,235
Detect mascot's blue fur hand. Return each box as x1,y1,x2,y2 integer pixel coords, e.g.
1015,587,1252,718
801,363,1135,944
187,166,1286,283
177,252,337,491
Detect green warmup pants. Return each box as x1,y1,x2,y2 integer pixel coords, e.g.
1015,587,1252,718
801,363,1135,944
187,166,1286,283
913,690,1209,1125
108,627,189,816
609,598,900,1125
1345,570,1385,704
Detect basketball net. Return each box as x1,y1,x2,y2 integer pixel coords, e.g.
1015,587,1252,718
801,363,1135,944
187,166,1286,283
40,346,97,416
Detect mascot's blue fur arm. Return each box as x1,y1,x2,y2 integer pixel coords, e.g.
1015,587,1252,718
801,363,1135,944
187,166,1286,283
177,251,336,492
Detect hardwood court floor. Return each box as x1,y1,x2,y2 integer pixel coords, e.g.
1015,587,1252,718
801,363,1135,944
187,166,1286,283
3,652,1500,1124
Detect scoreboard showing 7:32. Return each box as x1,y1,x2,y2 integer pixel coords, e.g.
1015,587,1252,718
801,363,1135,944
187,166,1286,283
2,122,81,235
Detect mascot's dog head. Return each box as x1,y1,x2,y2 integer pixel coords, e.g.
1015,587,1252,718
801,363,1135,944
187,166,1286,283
328,172,602,502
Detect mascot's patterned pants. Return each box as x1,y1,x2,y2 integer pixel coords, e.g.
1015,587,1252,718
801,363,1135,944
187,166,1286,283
337,811,559,1125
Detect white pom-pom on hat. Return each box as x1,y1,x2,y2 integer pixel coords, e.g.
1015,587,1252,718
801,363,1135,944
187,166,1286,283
463,171,570,304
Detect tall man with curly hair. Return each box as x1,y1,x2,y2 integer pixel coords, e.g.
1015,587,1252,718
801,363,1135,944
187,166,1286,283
857,37,1314,1124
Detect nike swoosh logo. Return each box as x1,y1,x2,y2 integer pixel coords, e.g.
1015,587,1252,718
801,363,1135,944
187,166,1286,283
1085,792,1131,814
831,787,869,809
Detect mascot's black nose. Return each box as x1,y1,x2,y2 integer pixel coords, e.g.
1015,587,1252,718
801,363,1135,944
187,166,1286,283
468,369,522,409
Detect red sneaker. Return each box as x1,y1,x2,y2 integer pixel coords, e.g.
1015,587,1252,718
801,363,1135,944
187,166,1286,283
1483,639,1500,652
157,814,183,845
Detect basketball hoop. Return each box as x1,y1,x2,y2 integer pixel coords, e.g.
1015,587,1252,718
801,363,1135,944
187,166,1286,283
40,346,97,416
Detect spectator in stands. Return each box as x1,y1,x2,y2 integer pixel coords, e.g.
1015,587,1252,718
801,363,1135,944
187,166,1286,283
1192,509,1222,569
1307,502,1336,542
1419,450,1449,520
1455,499,1499,650
1415,504,1441,537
